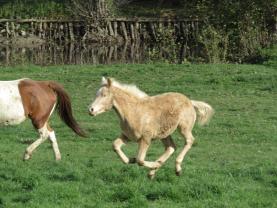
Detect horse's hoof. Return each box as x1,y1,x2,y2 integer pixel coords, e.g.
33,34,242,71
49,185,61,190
175,170,182,176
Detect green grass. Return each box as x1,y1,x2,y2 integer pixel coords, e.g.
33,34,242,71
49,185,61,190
0,63,276,207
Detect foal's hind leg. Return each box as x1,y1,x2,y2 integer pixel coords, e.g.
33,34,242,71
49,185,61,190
175,129,195,176
23,124,49,160
148,136,176,179
113,134,136,164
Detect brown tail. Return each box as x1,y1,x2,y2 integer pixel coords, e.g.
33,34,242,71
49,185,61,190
48,82,86,137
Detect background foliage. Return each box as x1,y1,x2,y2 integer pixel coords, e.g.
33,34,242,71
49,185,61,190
0,0,68,18
0,0,276,63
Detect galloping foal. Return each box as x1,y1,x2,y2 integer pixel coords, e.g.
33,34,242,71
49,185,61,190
0,78,85,160
89,77,214,179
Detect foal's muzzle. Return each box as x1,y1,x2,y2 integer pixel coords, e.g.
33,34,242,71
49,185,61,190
88,108,95,116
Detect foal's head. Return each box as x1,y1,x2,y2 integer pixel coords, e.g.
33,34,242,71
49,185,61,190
89,77,113,116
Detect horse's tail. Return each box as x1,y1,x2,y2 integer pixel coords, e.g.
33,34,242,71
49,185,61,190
48,82,86,137
191,100,214,126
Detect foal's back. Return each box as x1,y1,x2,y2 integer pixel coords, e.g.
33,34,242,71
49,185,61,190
138,92,195,139
142,92,192,113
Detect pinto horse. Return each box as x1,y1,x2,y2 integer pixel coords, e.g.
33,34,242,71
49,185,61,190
0,78,85,160
89,77,214,179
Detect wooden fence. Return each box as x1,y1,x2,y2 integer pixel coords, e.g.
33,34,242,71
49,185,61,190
0,18,201,42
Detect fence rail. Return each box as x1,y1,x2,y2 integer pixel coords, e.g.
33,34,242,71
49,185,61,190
0,18,201,43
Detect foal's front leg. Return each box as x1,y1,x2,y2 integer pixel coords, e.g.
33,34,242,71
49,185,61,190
113,134,136,164
136,139,162,170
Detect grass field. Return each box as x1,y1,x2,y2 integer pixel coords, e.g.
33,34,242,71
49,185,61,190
0,63,276,207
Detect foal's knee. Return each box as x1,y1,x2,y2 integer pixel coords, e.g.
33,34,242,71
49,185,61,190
186,139,194,148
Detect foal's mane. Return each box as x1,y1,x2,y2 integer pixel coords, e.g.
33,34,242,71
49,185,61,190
111,79,148,98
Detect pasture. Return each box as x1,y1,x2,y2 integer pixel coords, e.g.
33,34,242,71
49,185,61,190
0,64,276,207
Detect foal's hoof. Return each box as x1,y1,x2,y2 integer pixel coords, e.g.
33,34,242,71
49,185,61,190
55,156,61,161
175,170,182,176
23,154,31,161
148,169,157,180
148,172,156,180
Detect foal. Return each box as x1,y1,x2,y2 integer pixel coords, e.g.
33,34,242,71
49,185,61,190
89,77,214,178
0,78,85,160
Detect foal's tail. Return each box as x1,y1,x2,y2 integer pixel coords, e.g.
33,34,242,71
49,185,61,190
48,82,86,137
191,100,214,126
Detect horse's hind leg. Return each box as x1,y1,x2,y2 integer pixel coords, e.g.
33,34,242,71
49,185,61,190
175,128,195,176
23,124,49,160
148,136,176,179
47,124,61,160
113,134,136,164
23,122,61,160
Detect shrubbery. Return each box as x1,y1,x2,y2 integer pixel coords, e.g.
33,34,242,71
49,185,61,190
0,0,275,63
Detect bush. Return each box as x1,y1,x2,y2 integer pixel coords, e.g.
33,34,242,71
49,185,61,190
258,46,277,67
198,25,229,63
0,0,67,18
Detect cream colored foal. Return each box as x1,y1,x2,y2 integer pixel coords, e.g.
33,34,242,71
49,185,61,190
89,77,214,179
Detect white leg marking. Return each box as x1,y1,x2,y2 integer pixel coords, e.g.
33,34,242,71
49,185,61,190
49,130,61,161
23,125,48,160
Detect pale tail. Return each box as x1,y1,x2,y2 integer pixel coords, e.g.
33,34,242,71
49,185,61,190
191,100,214,126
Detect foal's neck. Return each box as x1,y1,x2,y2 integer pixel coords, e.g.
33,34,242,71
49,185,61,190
112,87,140,121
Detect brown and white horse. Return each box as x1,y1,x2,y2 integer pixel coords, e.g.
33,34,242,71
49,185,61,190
0,78,85,160
89,77,214,179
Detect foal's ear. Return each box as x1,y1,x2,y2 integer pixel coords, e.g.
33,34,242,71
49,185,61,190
107,78,112,87
101,77,107,85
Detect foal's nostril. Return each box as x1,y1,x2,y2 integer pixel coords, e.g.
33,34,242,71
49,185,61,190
90,108,94,112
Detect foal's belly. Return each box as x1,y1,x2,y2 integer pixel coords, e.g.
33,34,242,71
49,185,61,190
0,81,26,126
121,127,140,141
120,122,141,141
